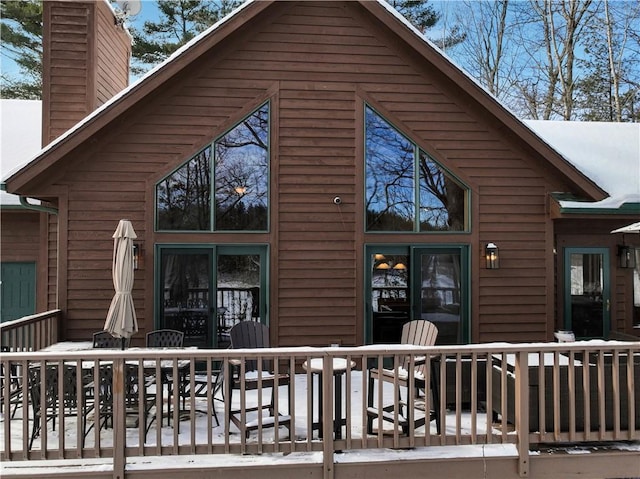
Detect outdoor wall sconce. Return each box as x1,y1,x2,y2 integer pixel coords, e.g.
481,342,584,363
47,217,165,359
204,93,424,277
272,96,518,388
618,244,636,269
485,243,499,269
133,243,141,270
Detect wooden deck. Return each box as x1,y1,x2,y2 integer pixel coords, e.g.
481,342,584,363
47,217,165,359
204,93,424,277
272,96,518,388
1,313,638,479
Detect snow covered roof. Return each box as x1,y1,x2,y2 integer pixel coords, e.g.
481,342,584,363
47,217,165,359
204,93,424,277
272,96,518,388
525,120,640,211
0,99,42,206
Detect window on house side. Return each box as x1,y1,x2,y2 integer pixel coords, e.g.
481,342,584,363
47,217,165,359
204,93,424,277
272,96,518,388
156,147,212,231
365,105,468,232
156,102,269,232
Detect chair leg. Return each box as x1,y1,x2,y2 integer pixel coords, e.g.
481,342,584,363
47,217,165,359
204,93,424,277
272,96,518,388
208,370,223,427
430,361,441,435
366,372,375,434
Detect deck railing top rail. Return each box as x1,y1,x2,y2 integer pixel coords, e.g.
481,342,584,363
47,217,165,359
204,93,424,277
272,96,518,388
0,309,61,351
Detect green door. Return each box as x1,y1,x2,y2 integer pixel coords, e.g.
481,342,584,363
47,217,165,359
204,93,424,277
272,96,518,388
1,262,36,322
563,248,610,339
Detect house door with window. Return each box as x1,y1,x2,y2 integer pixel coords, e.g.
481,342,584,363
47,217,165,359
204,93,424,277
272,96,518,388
158,246,267,348
563,248,610,339
367,245,468,345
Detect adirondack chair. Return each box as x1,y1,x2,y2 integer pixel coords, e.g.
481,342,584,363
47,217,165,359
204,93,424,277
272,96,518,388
367,319,441,435
227,321,291,438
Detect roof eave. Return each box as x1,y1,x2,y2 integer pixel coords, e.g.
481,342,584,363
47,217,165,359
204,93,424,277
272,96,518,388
549,195,640,219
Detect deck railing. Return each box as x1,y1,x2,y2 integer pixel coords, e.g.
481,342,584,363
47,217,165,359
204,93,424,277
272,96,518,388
1,341,638,477
0,310,61,352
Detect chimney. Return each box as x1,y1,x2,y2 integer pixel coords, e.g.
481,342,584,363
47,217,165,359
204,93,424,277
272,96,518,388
42,0,132,145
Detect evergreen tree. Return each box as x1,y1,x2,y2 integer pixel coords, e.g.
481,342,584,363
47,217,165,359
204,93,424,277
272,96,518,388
130,0,243,77
385,0,465,48
0,0,43,99
575,1,640,122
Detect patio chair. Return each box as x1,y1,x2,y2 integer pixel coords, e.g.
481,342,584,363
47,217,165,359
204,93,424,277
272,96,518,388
181,360,224,427
27,363,94,449
367,319,441,435
1,347,23,419
146,329,185,428
124,363,158,435
146,329,184,348
92,331,130,349
83,362,157,442
227,321,291,438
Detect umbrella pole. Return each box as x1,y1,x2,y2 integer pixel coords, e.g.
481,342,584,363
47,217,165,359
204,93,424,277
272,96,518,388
121,337,125,350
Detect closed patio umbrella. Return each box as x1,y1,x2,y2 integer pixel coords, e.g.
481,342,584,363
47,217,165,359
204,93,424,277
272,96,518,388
611,222,640,234
104,219,138,349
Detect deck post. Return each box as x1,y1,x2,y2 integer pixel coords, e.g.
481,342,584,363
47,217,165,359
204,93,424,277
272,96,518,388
112,357,126,479
322,353,335,479
515,351,529,477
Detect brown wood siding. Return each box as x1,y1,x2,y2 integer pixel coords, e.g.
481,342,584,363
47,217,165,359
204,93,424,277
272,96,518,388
94,0,130,107
42,2,92,143
39,1,616,345
46,213,58,313
277,85,357,346
0,211,40,263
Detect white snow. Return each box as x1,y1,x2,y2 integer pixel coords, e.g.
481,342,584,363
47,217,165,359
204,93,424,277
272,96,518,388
525,120,640,208
0,99,42,205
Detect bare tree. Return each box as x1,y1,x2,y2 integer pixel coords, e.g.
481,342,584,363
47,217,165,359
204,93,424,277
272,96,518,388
512,0,597,119
453,0,520,102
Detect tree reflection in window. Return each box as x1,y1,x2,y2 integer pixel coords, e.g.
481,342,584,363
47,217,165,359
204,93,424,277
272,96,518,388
156,103,269,232
365,105,467,232
215,103,269,231
418,150,466,231
157,147,211,230
365,107,415,231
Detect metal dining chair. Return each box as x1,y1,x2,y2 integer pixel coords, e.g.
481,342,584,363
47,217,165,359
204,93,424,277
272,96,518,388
146,329,184,348
92,331,130,349
145,329,186,428
28,362,94,449
1,347,23,420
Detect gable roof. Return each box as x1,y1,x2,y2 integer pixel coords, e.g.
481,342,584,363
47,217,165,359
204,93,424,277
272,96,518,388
4,0,606,202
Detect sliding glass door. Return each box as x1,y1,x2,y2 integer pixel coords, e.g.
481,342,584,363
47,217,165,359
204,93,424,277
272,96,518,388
366,245,469,345
157,245,267,348
411,247,468,345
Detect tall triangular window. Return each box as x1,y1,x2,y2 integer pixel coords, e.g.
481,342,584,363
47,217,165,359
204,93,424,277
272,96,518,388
156,102,269,231
365,105,468,232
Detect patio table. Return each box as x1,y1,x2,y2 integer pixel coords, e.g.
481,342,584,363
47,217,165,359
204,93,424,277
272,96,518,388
38,343,192,428
302,357,355,440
